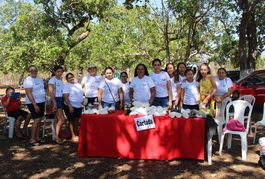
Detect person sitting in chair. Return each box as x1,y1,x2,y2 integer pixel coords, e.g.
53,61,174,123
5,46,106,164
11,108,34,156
1,87,31,138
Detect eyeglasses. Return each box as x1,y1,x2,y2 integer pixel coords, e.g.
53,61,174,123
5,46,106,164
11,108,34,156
29,70,38,73
153,64,160,66
121,76,127,77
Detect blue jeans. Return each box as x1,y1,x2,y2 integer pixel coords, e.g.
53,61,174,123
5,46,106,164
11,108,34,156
51,97,64,109
153,96,169,107
102,101,115,109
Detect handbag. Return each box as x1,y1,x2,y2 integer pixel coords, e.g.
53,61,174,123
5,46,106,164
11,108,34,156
223,119,246,132
46,104,54,113
46,78,56,113
82,97,88,106
59,129,72,139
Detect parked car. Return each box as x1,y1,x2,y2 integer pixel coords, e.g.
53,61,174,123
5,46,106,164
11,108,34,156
227,70,240,82
232,69,265,105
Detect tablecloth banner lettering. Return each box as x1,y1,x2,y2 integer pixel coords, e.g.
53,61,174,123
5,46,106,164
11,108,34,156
134,115,155,131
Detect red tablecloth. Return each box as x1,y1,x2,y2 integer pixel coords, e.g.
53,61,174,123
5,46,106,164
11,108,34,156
78,110,205,160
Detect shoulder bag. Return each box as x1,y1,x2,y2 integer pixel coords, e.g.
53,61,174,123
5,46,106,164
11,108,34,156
105,79,120,110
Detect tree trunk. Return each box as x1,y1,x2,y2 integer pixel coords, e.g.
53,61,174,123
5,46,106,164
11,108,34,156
184,23,192,62
247,12,257,71
239,12,251,76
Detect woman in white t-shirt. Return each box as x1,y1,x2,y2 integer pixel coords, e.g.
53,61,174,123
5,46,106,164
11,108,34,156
129,64,156,105
149,59,172,109
23,65,46,146
214,68,233,102
63,73,83,143
180,69,199,110
48,65,65,144
120,71,131,107
176,62,187,83
98,67,124,110
165,63,181,107
81,64,103,108
129,63,155,106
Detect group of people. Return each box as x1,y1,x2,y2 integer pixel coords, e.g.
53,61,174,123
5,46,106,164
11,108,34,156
2,65,82,146
81,59,234,118
1,60,235,146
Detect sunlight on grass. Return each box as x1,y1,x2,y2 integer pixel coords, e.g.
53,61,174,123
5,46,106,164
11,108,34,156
73,162,85,168
28,168,60,179
115,163,132,171
12,152,39,161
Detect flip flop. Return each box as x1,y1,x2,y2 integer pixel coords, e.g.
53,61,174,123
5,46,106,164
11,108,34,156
71,136,79,143
29,142,40,146
36,139,45,143
54,138,65,145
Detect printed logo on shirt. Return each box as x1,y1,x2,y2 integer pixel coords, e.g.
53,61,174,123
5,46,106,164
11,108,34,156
142,83,147,86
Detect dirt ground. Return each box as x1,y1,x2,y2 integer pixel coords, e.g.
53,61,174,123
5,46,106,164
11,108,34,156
0,87,265,179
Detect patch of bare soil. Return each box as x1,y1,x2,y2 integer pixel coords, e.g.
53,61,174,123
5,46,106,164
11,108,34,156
0,87,264,179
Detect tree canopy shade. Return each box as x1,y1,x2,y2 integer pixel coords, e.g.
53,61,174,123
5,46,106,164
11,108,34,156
1,0,265,76
0,1,64,73
33,0,116,70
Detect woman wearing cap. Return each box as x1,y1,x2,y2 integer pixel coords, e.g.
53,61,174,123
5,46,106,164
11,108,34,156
98,67,124,109
81,64,103,109
23,65,47,146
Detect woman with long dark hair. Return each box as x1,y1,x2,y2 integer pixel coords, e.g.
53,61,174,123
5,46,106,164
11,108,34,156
48,65,66,144
129,63,155,106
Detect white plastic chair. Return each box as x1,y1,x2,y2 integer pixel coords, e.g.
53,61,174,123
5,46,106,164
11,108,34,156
219,100,253,160
253,102,265,143
239,95,255,133
43,114,55,140
214,97,231,144
2,105,16,138
42,96,55,140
